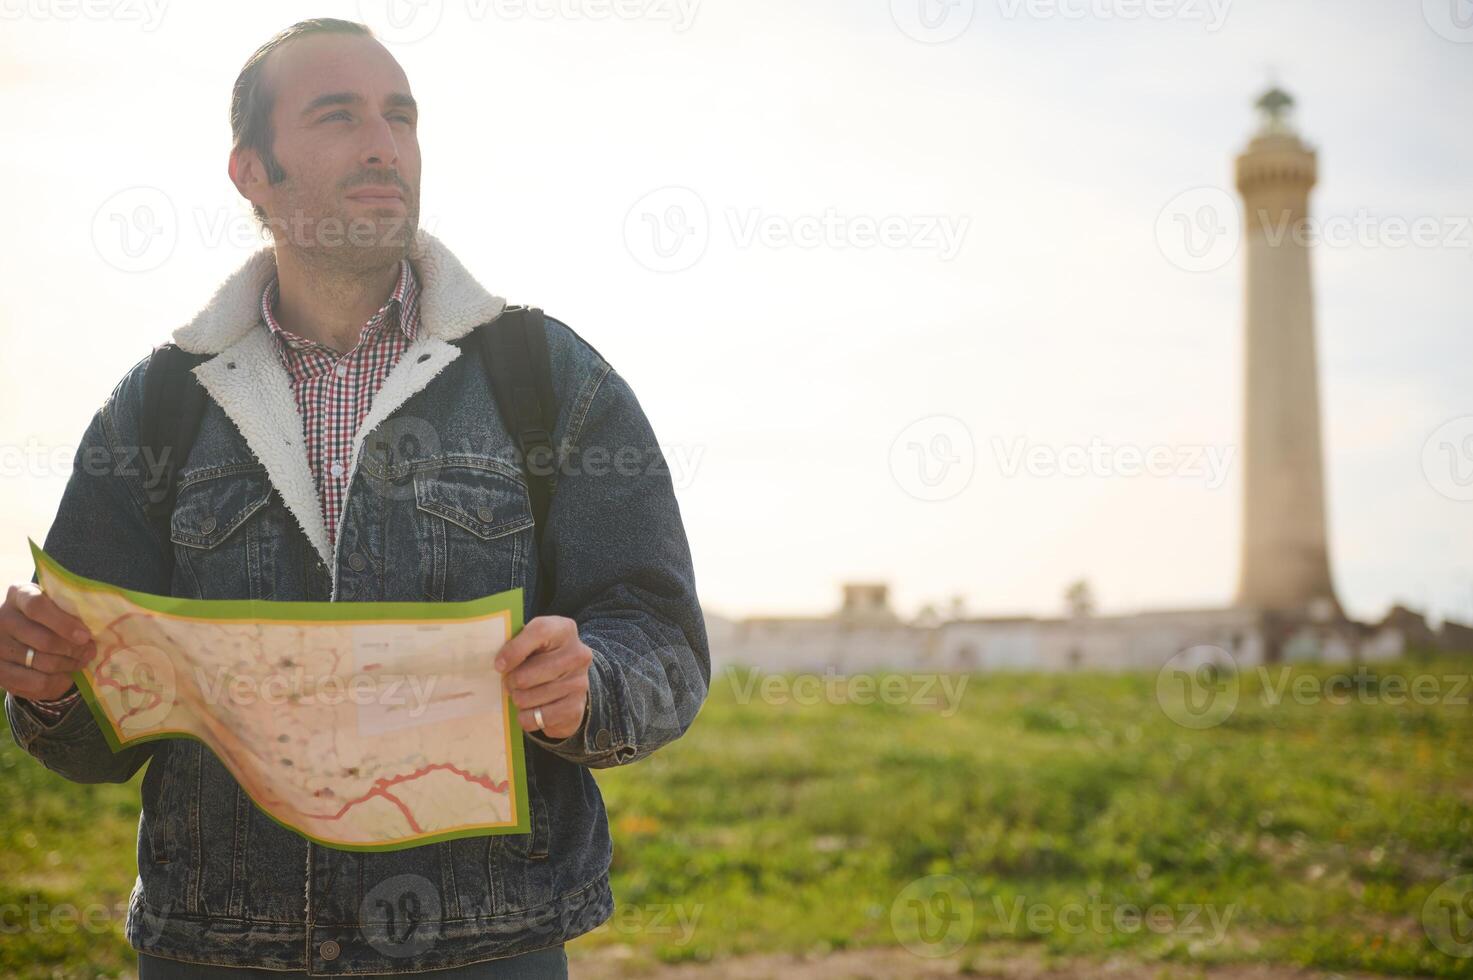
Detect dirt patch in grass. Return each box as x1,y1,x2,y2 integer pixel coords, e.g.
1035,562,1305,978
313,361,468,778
569,946,1419,980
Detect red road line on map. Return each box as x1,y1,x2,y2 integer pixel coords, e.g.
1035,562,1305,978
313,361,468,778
300,762,510,828
90,612,170,725
374,789,421,832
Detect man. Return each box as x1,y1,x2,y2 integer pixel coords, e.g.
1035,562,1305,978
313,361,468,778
1,18,709,978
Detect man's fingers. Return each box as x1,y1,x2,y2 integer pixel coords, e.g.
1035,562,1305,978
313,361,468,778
0,659,79,701
493,616,574,673
14,632,97,671
1,610,88,663
516,691,586,737
508,672,585,712
0,640,84,677
12,587,91,646
506,641,591,691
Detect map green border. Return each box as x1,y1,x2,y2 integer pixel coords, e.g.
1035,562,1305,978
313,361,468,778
28,538,532,853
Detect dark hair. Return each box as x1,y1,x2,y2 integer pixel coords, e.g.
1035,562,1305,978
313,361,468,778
230,18,375,226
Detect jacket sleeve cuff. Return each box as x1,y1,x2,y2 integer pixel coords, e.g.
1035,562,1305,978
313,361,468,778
6,688,91,745
15,688,82,725
30,685,80,702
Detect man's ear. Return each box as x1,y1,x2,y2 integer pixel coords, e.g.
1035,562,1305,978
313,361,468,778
228,147,268,214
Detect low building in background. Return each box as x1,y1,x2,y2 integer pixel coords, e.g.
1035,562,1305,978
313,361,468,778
702,584,1443,675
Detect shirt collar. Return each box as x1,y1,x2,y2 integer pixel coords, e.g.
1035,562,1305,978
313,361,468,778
261,258,420,353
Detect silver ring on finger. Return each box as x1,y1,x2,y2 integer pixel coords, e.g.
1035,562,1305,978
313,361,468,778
533,706,545,731
24,647,35,669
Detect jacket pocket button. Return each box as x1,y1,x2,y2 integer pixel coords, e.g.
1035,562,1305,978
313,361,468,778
348,554,366,572
595,729,611,750
319,939,340,960
477,504,494,522
199,516,217,534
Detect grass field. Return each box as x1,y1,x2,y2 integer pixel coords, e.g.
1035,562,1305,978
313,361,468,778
3,658,1471,978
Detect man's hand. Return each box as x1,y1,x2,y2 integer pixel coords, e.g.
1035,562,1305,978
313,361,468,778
0,583,96,701
493,615,592,740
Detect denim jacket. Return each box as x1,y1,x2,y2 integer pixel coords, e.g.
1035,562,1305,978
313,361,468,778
4,230,711,975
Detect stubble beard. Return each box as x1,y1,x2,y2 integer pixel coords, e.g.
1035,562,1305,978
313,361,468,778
269,185,420,275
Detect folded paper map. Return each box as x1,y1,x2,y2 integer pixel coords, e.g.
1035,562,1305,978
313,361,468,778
29,539,530,852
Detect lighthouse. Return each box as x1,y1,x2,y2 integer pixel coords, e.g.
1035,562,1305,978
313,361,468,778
1234,88,1341,619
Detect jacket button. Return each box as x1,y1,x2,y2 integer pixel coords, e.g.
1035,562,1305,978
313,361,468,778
477,504,494,522
348,554,366,572
319,939,340,960
199,516,217,534
595,729,611,750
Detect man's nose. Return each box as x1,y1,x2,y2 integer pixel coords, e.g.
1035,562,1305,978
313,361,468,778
361,116,401,171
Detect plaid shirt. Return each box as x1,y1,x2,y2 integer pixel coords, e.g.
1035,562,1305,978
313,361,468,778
23,260,420,722
261,258,420,549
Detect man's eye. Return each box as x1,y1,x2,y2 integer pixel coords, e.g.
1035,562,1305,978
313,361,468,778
322,111,350,121
391,114,414,124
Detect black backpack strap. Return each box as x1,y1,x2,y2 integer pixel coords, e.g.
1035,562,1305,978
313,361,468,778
476,306,558,529
139,343,211,573
461,306,560,609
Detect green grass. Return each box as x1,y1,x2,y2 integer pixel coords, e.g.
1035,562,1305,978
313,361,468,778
4,659,1472,978
0,736,142,979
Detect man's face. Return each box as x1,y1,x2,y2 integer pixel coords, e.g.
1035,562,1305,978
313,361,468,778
243,33,421,267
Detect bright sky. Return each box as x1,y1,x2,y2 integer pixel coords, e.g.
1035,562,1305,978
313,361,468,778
1,0,1470,626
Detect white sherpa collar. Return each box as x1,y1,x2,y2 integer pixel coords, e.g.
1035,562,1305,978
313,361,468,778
171,228,506,353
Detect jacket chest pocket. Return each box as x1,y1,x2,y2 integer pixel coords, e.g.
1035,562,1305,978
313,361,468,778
169,464,279,600
412,462,534,602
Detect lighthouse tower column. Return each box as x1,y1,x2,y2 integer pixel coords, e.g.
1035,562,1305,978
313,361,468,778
1234,88,1340,618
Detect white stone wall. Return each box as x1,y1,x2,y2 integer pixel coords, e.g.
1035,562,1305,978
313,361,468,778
703,606,1403,674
